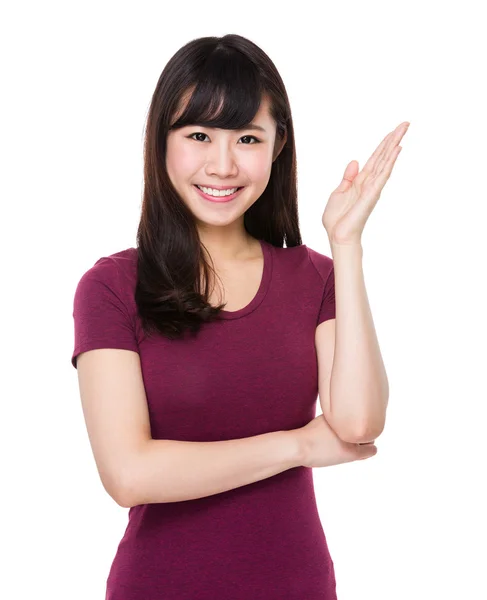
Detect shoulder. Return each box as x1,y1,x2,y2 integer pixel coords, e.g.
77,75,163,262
76,247,137,288
266,241,333,282
266,241,308,269
73,247,138,315
71,247,139,369
304,244,334,284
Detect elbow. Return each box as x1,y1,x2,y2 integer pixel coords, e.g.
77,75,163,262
336,427,383,444
117,491,134,509
115,474,139,509
114,443,151,508
107,472,135,508
348,424,385,444
102,460,139,508
114,478,133,508
99,475,133,508
353,420,386,443
115,462,141,508
330,395,388,444
332,416,386,444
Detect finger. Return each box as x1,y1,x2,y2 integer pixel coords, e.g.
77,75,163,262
373,122,409,178
355,124,401,187
373,145,402,189
358,444,377,458
359,130,393,181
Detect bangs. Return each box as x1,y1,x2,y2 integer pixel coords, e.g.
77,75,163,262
169,49,265,132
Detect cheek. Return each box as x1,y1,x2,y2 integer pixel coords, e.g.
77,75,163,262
166,136,197,179
167,147,197,177
242,151,273,181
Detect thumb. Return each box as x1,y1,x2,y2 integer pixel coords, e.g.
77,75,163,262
335,160,359,193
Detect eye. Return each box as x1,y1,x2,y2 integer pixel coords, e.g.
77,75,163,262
187,132,261,144
239,135,260,145
188,132,210,143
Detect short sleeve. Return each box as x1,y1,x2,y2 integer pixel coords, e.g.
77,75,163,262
317,266,336,325
306,245,336,325
71,259,139,369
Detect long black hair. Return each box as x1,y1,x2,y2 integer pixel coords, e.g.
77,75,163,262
135,34,302,340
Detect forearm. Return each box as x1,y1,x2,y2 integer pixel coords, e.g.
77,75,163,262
120,430,302,507
329,242,389,439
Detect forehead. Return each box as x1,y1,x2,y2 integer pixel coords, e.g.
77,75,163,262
171,88,274,130
252,97,272,123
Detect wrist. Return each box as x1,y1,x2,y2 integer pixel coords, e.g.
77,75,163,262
284,429,306,468
327,232,363,250
329,240,363,260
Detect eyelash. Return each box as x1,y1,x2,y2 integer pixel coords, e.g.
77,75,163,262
187,132,261,145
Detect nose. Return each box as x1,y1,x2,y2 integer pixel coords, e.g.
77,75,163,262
205,140,239,178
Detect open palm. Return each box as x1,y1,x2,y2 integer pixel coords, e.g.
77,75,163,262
322,121,410,245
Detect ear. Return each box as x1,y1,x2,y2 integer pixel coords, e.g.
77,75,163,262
272,129,288,162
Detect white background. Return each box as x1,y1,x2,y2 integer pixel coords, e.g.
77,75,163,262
2,1,486,598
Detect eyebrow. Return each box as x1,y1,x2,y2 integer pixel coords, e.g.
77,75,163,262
237,123,267,133
190,123,267,133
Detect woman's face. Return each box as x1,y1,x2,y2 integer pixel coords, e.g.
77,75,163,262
165,96,279,229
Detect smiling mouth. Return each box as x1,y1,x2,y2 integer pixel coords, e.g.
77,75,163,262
194,185,244,192
193,184,246,202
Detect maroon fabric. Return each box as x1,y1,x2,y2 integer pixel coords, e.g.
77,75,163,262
71,239,337,599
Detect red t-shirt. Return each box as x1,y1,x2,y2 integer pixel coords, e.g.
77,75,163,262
71,239,337,599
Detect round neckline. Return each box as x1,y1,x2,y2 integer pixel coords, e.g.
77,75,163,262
217,238,273,320
129,239,274,321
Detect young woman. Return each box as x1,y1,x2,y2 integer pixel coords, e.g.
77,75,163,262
72,33,408,600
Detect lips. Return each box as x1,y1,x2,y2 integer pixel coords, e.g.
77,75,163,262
193,184,245,203
195,185,244,192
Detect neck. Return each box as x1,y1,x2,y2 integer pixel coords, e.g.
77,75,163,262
198,230,258,263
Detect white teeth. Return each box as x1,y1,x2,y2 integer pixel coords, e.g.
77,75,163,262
196,185,239,197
